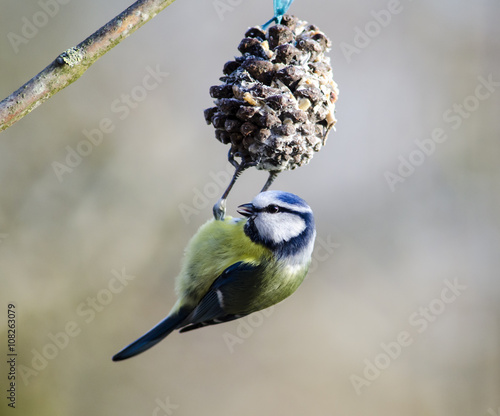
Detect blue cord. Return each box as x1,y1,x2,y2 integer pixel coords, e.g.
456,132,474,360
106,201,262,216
262,0,295,29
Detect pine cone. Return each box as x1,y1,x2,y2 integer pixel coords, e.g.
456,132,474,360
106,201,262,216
204,15,339,172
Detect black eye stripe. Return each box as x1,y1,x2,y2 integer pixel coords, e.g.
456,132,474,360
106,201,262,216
255,205,296,214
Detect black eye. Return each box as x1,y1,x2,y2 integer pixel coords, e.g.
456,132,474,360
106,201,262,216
267,205,280,214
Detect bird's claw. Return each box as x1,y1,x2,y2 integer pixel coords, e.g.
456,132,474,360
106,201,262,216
213,198,227,221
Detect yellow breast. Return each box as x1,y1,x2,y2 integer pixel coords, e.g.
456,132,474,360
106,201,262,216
175,217,272,306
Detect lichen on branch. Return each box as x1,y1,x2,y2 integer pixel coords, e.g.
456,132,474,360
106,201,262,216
0,0,177,132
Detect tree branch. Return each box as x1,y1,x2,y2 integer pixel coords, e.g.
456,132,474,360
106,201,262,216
0,0,177,132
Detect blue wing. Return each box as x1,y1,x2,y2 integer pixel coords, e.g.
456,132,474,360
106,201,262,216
112,262,264,360
179,261,264,332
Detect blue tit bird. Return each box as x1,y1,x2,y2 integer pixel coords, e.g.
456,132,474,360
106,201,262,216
112,190,315,361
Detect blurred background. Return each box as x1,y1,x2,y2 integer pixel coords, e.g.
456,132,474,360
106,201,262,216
1,0,499,415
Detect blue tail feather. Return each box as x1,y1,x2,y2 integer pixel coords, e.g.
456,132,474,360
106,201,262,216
112,309,189,361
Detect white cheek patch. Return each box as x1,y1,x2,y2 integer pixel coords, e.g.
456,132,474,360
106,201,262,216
255,213,306,244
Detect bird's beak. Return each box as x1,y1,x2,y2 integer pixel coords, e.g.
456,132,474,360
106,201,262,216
237,203,255,218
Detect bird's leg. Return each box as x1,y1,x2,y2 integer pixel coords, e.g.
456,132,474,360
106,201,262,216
213,151,255,221
213,166,243,220
261,171,279,192
227,148,241,169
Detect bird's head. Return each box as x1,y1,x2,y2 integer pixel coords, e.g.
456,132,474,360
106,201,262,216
237,191,316,262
